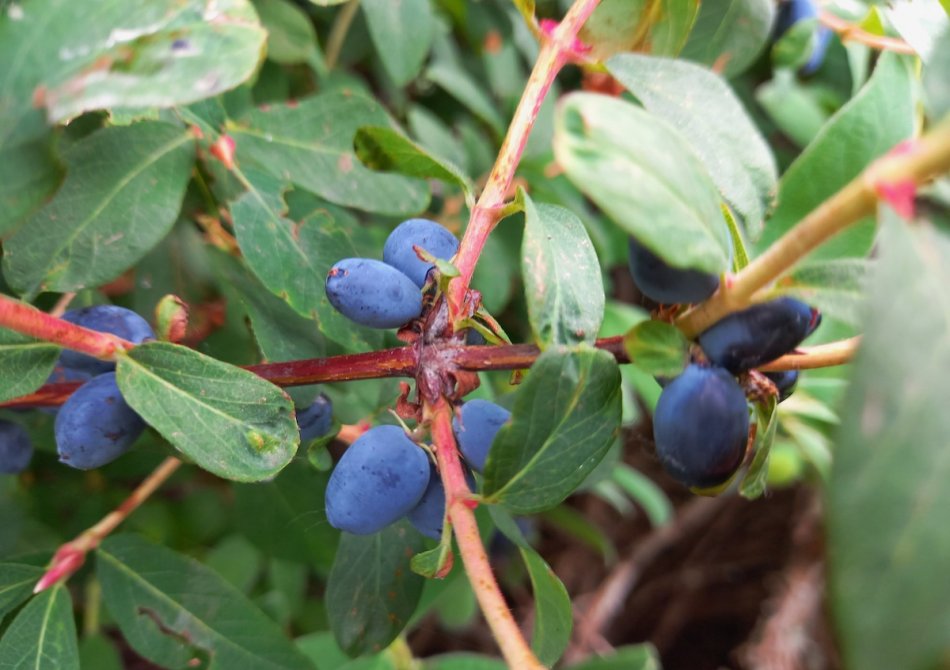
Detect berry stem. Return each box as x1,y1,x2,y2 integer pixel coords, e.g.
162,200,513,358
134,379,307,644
0,294,132,359
818,11,916,55
676,117,950,338
34,457,182,593
447,0,601,315
428,399,544,670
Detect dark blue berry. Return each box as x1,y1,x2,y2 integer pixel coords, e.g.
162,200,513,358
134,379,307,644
383,218,459,287
59,306,155,375
297,394,333,442
407,463,476,540
653,365,750,489
764,370,799,403
697,297,821,373
54,372,145,470
628,236,720,304
452,399,511,473
325,425,430,535
0,421,33,474
325,258,423,329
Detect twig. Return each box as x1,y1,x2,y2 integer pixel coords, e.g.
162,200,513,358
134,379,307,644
676,118,950,338
759,336,860,371
324,0,360,71
819,11,917,55
35,457,182,593
428,399,544,669
49,292,76,318
567,496,727,663
446,0,602,319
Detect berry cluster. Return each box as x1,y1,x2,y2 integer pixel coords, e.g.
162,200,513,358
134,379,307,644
325,400,510,539
627,235,820,489
326,218,459,329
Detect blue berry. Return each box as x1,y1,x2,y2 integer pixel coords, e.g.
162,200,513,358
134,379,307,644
54,372,146,470
407,463,476,540
325,258,423,329
653,365,750,489
59,306,155,375
452,399,511,473
628,237,720,305
297,394,333,442
764,370,799,403
325,425,430,535
0,421,33,474
774,0,832,75
697,297,821,373
383,218,459,287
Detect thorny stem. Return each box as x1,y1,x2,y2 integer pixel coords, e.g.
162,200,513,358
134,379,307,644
676,118,950,338
34,457,182,593
428,399,545,670
0,294,132,360
447,0,602,317
819,11,917,55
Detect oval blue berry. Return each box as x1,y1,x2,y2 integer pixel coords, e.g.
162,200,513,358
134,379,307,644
325,425,430,535
0,420,33,474
452,399,511,473
326,258,423,329
59,306,155,375
383,218,459,287
628,236,720,305
55,372,146,470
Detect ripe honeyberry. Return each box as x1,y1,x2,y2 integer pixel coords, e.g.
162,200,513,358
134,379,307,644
653,365,750,489
325,425,430,535
697,297,821,373
55,372,146,470
0,420,33,474
452,399,511,473
59,306,155,375
326,258,423,329
628,236,720,304
383,218,459,287
407,463,476,540
764,370,799,403
296,394,333,442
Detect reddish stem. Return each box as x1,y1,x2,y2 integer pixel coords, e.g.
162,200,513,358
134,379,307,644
0,294,131,359
428,399,544,669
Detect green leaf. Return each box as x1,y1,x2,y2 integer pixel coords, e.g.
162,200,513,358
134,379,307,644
254,0,321,66
0,563,44,619
229,92,430,215
0,329,60,403
610,463,673,526
565,644,661,670
426,63,505,138
409,542,453,579
362,0,435,86
354,126,475,209
739,398,778,499
578,0,699,61
0,135,62,236
622,321,689,378
923,27,950,120
554,92,730,275
521,194,604,348
97,534,316,670
2,122,194,297
116,341,299,482
424,654,507,670
230,170,382,353
521,549,572,667
607,54,778,236
680,0,775,77
775,258,870,328
827,210,950,670
0,586,79,670
755,53,915,259
884,0,948,62
233,459,338,568
326,522,426,657
755,69,831,148
482,347,622,513
0,0,265,142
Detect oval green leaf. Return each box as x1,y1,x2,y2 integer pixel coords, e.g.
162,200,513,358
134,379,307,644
554,92,730,275
116,341,299,482
362,0,435,87
0,328,60,403
622,320,689,378
0,585,79,670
